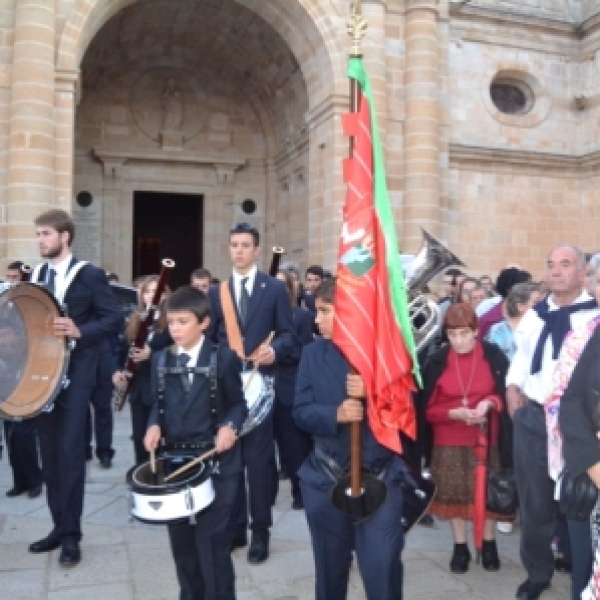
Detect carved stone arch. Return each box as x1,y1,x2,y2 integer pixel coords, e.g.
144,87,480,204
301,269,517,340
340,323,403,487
56,0,344,110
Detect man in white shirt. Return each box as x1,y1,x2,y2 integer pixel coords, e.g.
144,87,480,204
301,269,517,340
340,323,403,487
506,245,598,600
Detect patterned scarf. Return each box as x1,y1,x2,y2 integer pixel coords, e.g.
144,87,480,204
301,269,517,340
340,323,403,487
544,315,600,481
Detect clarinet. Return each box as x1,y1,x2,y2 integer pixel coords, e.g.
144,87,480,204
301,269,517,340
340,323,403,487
269,246,285,277
112,258,175,411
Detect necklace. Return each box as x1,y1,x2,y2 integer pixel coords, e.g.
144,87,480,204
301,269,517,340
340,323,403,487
454,348,477,407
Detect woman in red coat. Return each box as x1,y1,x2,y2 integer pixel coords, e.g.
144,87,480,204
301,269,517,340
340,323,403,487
422,303,511,575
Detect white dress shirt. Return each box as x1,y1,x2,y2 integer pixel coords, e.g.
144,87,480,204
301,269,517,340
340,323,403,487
49,254,73,303
178,336,204,384
506,291,599,403
232,264,257,306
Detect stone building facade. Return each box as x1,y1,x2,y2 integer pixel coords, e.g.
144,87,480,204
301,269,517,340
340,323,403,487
0,0,598,284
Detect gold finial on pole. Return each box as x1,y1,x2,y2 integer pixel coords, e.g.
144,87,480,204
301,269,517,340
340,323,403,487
347,1,367,57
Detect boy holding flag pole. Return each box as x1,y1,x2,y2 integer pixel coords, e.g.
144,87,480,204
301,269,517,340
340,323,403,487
292,3,423,598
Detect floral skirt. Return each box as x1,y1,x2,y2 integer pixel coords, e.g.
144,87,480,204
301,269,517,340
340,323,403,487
428,445,513,522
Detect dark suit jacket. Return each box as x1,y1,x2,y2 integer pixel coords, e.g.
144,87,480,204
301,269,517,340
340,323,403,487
148,341,247,477
207,270,294,376
275,306,314,406
560,325,600,478
36,259,122,389
293,337,404,489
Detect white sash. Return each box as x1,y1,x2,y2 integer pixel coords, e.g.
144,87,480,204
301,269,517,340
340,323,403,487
32,260,89,305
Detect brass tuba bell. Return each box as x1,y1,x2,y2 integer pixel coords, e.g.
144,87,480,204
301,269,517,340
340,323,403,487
406,229,465,351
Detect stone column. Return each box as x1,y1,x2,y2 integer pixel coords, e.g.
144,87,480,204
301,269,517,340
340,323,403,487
55,69,79,210
403,0,440,252
7,0,56,263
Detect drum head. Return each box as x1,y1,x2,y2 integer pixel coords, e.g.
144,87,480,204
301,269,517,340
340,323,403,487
242,370,264,410
131,456,208,492
0,284,68,419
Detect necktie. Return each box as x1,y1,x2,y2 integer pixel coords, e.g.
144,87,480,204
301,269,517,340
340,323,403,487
239,277,250,324
47,268,56,296
178,353,191,394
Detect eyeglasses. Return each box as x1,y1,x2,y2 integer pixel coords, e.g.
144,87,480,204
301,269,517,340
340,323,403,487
230,222,258,236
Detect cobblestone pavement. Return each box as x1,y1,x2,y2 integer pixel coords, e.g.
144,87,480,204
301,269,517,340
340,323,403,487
0,410,571,599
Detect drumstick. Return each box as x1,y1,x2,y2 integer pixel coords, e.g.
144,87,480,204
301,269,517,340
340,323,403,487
243,331,275,392
150,449,156,474
163,447,218,482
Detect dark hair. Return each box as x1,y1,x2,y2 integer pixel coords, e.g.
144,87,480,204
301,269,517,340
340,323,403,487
106,272,119,283
210,277,221,285
445,268,464,278
165,286,210,322
34,209,75,245
444,303,478,331
322,270,333,280
277,269,296,308
191,268,212,281
495,267,531,299
306,265,324,279
230,222,259,246
315,278,335,304
7,261,23,271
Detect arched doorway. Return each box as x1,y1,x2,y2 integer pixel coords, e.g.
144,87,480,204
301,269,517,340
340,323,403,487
64,0,342,283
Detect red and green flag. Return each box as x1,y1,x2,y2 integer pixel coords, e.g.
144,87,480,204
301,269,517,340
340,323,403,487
332,56,419,454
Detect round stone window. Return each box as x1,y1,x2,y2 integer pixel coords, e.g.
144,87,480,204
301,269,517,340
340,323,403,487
490,79,534,116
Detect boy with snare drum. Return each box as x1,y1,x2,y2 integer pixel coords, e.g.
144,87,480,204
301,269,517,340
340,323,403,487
144,286,247,600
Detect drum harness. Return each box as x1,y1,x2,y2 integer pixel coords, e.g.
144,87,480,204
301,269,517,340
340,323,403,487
156,344,220,473
154,345,221,523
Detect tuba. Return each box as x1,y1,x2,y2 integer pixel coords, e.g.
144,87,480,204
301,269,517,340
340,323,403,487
406,229,465,351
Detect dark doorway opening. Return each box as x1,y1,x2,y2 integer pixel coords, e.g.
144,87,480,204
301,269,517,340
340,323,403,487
133,191,203,290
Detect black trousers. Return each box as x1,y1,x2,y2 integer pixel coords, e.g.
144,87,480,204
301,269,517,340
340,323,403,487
37,383,92,540
86,349,115,459
301,475,405,600
168,475,238,600
130,401,152,466
514,402,557,584
4,419,42,491
229,409,276,534
567,517,593,600
273,399,312,503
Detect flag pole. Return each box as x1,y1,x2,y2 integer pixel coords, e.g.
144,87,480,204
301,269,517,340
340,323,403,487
347,0,366,503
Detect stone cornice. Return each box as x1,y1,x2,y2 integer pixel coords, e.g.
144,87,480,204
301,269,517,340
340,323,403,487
305,94,350,131
93,149,247,185
449,144,600,177
449,3,600,39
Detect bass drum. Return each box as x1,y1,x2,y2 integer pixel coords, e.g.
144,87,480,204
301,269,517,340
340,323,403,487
0,283,69,420
127,455,215,525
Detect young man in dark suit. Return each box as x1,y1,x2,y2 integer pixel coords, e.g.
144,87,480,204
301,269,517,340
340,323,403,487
207,222,293,563
28,209,122,567
293,279,407,600
144,286,247,599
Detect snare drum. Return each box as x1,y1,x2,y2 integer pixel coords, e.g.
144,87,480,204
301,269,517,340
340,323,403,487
0,283,69,420
240,370,275,435
127,455,215,525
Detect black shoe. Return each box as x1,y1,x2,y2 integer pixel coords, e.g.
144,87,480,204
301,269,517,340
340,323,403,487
28,485,42,499
248,530,269,564
85,447,93,461
515,580,551,599
6,486,25,498
292,497,304,510
482,539,500,571
418,514,435,527
450,543,471,574
59,540,81,567
278,468,289,480
554,556,572,573
29,533,61,554
99,456,112,469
